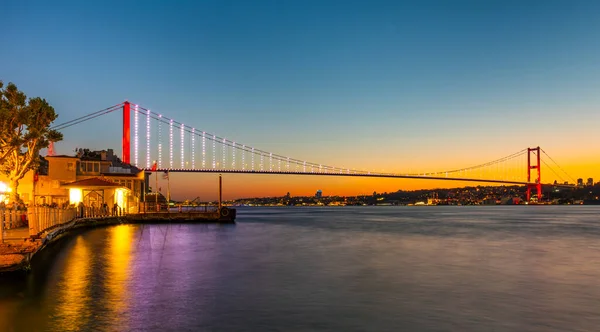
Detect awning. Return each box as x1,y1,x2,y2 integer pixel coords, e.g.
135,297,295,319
61,177,129,191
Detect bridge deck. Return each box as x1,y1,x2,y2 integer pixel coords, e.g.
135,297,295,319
142,168,574,187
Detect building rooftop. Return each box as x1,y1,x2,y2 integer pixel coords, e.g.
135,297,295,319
61,177,126,189
46,155,79,159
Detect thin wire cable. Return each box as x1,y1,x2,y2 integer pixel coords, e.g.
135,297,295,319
541,159,566,183
52,104,124,130
134,106,532,180
541,149,576,182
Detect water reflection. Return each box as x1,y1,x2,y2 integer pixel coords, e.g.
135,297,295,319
105,225,134,329
1,207,600,331
51,235,93,331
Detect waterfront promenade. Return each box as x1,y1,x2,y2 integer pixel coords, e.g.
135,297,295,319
0,207,236,273
0,227,40,272
1,227,29,243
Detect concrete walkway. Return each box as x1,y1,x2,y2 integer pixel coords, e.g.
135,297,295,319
1,227,30,244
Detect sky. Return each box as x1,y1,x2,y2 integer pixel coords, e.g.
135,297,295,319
2,0,599,200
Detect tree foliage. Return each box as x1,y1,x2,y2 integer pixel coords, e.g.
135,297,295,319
0,81,63,202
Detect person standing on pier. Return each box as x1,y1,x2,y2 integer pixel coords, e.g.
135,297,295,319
78,201,84,218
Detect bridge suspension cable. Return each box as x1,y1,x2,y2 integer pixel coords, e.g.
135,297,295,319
410,149,528,178
53,102,572,187
51,102,125,131
130,105,538,184
134,105,369,176
540,148,576,183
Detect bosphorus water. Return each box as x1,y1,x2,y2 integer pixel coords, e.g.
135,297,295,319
1,206,600,331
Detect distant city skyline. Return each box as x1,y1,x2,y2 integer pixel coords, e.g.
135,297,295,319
3,1,599,200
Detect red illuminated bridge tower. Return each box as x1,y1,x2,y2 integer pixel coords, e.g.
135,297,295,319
122,101,131,164
527,146,542,202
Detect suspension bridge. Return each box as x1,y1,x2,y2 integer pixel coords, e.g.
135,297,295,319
52,101,577,202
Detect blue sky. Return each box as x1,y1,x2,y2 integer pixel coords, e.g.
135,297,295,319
2,0,599,197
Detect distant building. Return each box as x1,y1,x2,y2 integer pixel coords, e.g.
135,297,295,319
315,190,322,199
587,178,594,187
577,178,584,187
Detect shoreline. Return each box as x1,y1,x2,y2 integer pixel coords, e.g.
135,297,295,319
0,217,127,274
0,214,234,274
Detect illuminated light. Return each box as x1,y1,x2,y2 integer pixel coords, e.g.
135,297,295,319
69,188,83,204
260,153,264,171
287,157,290,170
232,142,236,168
146,109,151,168
251,148,255,171
212,135,216,169
169,119,174,169
158,115,162,168
303,161,306,173
191,128,195,169
134,105,139,166
278,158,281,172
115,188,127,210
269,153,272,172
181,123,185,169
202,131,206,168
242,145,246,170
222,138,226,169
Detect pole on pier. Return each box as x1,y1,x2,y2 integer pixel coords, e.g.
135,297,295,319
218,174,222,210
167,170,171,207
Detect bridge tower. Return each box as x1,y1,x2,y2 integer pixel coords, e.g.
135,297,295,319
526,146,542,202
122,101,131,164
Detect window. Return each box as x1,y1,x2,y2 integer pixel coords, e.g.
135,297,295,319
80,161,101,174
67,162,74,171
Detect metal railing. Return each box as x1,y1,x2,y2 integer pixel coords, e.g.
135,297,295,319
138,202,219,213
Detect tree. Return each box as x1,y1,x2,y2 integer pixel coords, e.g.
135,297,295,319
0,81,25,163
0,81,63,203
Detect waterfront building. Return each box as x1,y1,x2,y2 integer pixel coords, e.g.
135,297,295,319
0,149,147,213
